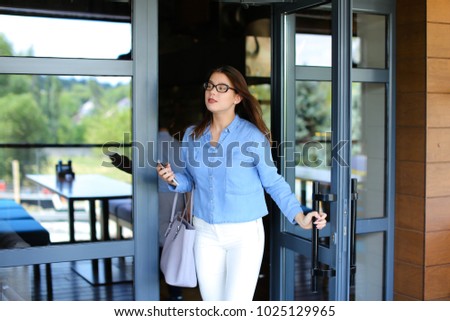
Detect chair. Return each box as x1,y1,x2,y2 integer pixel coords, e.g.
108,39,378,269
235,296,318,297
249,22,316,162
0,200,53,300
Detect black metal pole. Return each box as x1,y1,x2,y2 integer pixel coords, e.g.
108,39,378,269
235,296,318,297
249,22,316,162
311,181,320,293
350,178,358,285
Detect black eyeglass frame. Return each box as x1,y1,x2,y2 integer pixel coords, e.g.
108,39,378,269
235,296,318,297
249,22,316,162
203,81,237,93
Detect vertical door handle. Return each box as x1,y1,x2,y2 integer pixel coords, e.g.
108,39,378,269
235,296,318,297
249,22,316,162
310,181,336,293
311,181,320,293
350,178,358,285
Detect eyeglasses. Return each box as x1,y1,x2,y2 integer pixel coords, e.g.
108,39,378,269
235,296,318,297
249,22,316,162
203,82,236,93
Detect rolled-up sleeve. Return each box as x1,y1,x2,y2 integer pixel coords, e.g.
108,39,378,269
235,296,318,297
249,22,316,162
253,133,303,224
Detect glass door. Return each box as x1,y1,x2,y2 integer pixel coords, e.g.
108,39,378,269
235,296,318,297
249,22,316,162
270,0,395,300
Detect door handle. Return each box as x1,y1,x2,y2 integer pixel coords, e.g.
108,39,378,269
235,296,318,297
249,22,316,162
350,178,358,286
311,181,336,293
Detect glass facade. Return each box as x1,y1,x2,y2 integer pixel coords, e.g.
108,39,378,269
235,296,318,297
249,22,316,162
0,1,135,301
0,13,131,59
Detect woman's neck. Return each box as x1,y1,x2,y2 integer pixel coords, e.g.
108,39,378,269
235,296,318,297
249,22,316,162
211,112,235,133
210,113,235,145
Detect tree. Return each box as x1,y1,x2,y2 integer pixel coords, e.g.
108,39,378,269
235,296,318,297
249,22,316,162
0,93,49,181
295,81,332,167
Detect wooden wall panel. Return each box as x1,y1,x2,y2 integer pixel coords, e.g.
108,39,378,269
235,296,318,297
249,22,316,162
427,94,450,127
395,0,427,301
426,163,450,197
397,92,426,127
397,57,426,93
397,21,426,58
427,128,450,162
398,0,425,24
425,0,450,302
428,23,450,58
395,229,425,265
396,0,450,302
425,231,450,265
426,197,450,232
393,293,418,301
396,161,425,197
397,127,425,162
396,194,425,231
427,0,450,23
394,261,424,300
427,59,450,93
424,265,450,300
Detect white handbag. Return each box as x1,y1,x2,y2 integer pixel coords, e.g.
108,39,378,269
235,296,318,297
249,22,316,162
160,192,196,288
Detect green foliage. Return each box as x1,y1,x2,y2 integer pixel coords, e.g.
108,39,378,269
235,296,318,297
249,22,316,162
0,33,13,56
0,93,48,143
83,106,132,144
294,82,332,168
295,81,331,142
0,93,49,180
0,33,132,186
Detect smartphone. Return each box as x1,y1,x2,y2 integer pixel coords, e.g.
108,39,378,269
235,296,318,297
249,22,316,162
157,160,178,186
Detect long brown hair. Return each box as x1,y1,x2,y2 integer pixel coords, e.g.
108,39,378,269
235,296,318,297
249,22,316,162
192,65,271,143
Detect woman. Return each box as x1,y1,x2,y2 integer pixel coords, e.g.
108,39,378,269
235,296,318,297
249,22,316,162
157,65,327,301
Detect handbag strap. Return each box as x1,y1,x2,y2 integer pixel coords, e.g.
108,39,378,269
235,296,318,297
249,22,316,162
184,191,194,225
169,192,179,224
169,191,194,223
165,191,194,238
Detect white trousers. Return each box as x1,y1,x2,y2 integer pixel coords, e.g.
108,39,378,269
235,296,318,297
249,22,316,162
193,216,265,301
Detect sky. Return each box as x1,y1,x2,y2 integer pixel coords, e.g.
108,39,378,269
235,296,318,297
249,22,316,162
0,14,132,85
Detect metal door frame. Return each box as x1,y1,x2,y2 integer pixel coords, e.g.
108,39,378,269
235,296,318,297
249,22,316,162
270,0,353,301
270,0,396,300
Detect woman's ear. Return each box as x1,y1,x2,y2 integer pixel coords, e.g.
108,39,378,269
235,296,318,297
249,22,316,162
234,95,242,105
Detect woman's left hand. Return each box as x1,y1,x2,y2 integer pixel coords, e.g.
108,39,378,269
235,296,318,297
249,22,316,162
294,211,327,230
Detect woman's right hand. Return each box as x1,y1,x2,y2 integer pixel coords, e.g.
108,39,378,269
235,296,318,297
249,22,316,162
156,162,178,186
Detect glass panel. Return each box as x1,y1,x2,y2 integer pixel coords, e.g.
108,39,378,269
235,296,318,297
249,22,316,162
351,232,385,300
295,11,387,69
351,83,386,218
287,248,330,301
0,75,132,145
246,36,271,78
294,81,332,210
0,14,131,59
0,147,132,248
249,83,271,129
0,75,133,249
0,258,134,301
296,33,332,67
295,9,332,67
352,13,387,69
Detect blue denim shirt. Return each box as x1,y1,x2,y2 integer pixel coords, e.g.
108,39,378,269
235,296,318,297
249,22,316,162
170,115,303,224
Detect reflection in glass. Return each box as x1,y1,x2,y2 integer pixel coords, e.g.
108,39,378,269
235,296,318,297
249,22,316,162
295,9,332,67
353,13,387,69
296,34,332,67
288,248,329,301
249,83,271,129
351,83,386,218
294,81,331,208
246,36,271,77
0,14,131,59
295,11,387,69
